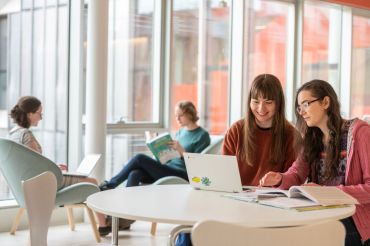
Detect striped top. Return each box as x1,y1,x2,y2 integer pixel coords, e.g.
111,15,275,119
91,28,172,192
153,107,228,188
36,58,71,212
7,126,42,154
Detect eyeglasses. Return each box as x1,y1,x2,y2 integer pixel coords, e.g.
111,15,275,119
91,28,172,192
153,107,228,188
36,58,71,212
296,98,322,114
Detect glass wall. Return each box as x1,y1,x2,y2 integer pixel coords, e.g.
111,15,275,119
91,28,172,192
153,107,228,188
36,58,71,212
302,0,342,91
170,0,230,135
1,0,370,198
103,0,160,179
0,1,69,200
243,0,294,103
350,13,370,119
0,17,7,130
106,0,158,124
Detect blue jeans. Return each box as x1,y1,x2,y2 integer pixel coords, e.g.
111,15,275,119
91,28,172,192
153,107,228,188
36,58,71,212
106,154,188,187
176,233,192,246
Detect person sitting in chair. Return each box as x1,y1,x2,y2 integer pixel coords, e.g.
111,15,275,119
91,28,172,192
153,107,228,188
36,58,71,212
99,100,211,189
8,96,114,236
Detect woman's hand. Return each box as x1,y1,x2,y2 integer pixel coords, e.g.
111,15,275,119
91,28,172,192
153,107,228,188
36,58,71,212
259,172,283,187
58,164,68,171
168,140,185,156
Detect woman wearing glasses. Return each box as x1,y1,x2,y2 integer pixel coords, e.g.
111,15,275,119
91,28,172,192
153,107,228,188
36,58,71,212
260,80,370,246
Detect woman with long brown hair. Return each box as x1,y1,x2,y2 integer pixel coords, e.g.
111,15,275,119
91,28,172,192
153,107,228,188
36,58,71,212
261,80,370,246
177,74,300,246
223,73,299,185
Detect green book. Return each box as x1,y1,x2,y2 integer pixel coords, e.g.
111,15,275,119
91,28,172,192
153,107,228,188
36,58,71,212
146,132,180,164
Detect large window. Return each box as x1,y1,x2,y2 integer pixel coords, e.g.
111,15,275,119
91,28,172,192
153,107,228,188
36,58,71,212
1,0,370,199
0,1,69,200
350,13,370,118
107,0,159,124
102,0,161,179
302,1,342,90
170,0,230,134
0,17,7,131
243,0,294,109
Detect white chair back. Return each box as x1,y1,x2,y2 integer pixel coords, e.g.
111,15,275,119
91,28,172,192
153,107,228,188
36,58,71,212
22,171,57,246
191,220,345,246
201,135,224,154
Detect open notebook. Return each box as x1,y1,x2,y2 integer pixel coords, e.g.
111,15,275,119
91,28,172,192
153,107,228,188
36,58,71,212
63,154,101,177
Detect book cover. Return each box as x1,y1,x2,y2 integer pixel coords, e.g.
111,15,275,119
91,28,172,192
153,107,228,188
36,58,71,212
146,132,180,164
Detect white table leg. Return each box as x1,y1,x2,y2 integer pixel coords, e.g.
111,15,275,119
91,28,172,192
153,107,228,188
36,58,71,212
111,217,119,245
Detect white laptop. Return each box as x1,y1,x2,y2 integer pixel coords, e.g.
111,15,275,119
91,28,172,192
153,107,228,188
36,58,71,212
184,153,243,193
63,154,101,177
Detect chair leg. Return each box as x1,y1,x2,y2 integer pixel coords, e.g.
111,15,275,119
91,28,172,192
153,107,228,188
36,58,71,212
151,222,157,236
65,206,75,231
10,208,25,235
85,205,101,243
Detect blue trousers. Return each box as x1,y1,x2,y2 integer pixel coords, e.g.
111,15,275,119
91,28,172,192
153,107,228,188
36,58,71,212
106,154,188,187
176,233,192,246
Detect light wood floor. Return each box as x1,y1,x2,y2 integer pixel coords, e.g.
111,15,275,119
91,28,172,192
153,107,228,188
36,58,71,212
0,221,178,246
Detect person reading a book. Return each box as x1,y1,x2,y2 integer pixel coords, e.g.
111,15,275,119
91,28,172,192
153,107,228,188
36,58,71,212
176,74,301,246
260,80,370,246
99,100,210,189
7,96,111,235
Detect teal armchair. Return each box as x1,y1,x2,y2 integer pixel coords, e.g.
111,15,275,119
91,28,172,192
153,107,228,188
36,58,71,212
0,138,101,242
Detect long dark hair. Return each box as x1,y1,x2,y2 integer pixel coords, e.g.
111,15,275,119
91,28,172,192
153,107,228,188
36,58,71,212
10,96,41,128
295,80,343,181
243,74,289,166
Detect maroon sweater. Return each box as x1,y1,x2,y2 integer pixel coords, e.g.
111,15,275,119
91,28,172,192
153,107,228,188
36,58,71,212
222,119,298,186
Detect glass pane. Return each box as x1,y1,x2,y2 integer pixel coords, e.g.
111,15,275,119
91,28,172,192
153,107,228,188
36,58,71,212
0,17,7,110
105,133,150,180
1,4,69,200
22,0,32,10
21,11,32,92
33,9,44,98
350,15,370,118
34,0,44,8
302,1,341,89
47,0,57,6
107,0,156,123
243,0,293,100
0,16,9,201
170,0,230,134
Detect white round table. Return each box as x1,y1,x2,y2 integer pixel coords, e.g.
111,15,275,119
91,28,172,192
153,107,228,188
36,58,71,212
87,184,355,245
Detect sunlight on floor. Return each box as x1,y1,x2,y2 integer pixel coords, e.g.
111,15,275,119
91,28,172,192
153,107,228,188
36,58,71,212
0,221,178,246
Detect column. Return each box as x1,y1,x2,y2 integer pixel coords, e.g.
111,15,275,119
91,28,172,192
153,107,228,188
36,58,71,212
85,0,109,181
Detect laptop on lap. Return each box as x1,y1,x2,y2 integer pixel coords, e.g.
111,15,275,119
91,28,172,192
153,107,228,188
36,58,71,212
184,153,243,193
63,154,101,177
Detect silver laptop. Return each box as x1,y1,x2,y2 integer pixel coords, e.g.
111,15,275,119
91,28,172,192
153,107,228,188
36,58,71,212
184,153,243,193
63,154,101,177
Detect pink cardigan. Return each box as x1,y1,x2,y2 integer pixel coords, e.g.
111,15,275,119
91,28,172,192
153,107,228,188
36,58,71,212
279,119,370,241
